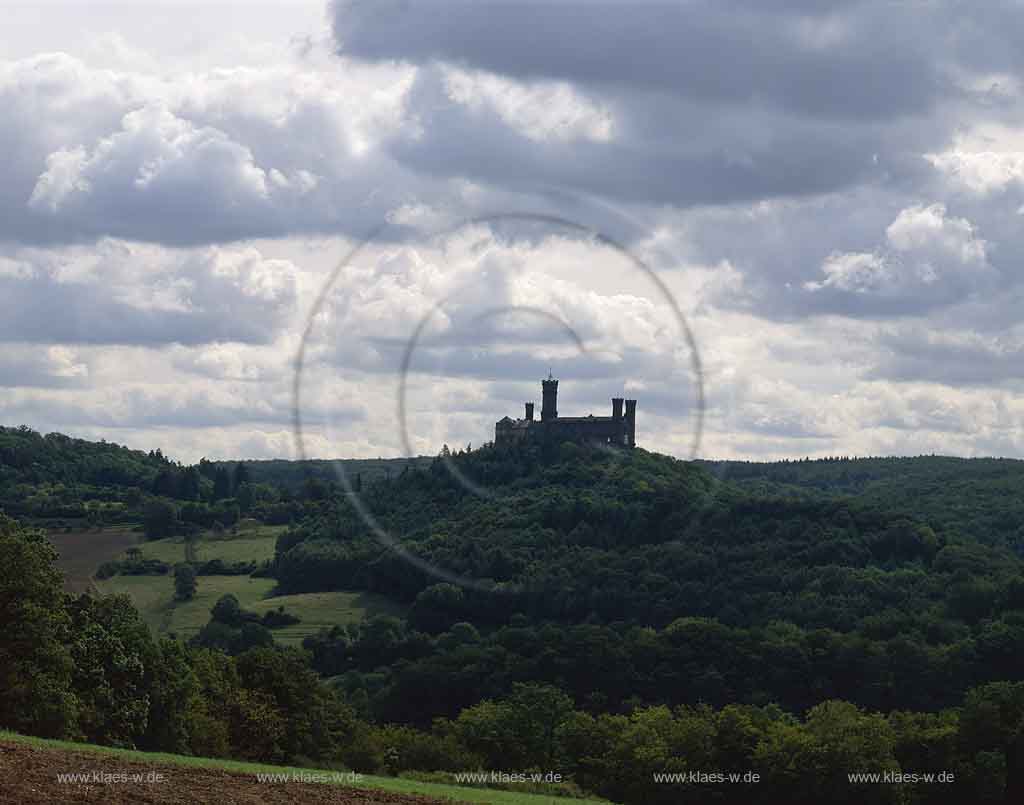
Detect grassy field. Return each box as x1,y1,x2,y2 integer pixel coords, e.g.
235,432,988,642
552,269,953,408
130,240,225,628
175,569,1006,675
45,520,281,592
59,522,403,644
97,573,404,644
97,574,277,638
197,533,279,563
245,590,406,644
132,535,188,564
0,730,611,804
134,533,279,565
94,573,180,633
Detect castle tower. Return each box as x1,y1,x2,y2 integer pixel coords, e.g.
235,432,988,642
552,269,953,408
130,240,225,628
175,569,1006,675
525,402,534,421
611,398,625,445
541,372,558,421
624,399,637,447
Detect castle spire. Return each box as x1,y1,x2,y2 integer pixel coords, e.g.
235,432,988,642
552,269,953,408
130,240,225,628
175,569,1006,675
541,371,559,421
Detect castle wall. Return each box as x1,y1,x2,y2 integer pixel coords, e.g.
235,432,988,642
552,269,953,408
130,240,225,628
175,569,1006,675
495,416,630,447
494,380,636,448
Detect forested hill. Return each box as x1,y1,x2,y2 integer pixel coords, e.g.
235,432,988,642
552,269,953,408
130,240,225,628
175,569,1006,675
275,442,1009,625
0,425,283,526
275,442,1024,721
703,455,1024,552
0,425,173,489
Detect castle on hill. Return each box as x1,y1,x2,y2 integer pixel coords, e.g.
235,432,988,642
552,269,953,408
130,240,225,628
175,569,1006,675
494,374,636,448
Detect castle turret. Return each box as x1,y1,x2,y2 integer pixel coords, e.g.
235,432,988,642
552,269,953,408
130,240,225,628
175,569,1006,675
541,373,558,421
624,399,637,447
612,398,623,420
525,402,534,421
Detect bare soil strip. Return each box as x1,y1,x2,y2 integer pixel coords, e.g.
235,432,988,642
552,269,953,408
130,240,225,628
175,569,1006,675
46,526,141,593
0,739,460,804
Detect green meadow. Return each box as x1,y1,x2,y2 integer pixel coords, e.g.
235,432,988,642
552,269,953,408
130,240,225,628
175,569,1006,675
96,525,404,644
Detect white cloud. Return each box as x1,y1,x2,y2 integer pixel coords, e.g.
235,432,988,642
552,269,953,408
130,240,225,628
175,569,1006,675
926,125,1024,195
885,204,986,263
804,203,994,303
0,256,33,280
0,239,298,345
28,103,274,224
443,67,614,144
809,252,898,294
0,49,422,245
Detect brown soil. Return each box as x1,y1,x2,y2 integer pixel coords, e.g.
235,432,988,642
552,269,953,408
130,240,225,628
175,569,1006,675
0,739,462,804
46,525,142,593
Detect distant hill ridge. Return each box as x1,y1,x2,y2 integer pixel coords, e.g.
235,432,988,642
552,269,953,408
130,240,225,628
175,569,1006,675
0,425,173,488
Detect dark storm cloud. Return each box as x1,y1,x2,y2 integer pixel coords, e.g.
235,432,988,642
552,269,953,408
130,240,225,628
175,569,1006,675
387,66,889,209
326,0,1024,332
333,0,942,120
325,0,978,220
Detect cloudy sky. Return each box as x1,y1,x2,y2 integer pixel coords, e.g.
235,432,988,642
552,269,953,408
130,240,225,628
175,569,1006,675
3,0,1024,463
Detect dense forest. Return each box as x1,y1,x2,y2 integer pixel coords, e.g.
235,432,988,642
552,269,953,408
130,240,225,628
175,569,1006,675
275,443,1024,718
0,425,172,521
0,424,303,530
3,427,1024,802
705,456,1024,552
211,456,431,493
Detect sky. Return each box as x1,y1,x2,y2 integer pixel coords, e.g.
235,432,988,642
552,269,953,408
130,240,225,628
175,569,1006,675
3,0,1024,464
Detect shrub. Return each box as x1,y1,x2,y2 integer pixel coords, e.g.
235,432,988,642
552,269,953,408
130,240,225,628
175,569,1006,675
261,606,301,629
173,563,197,601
